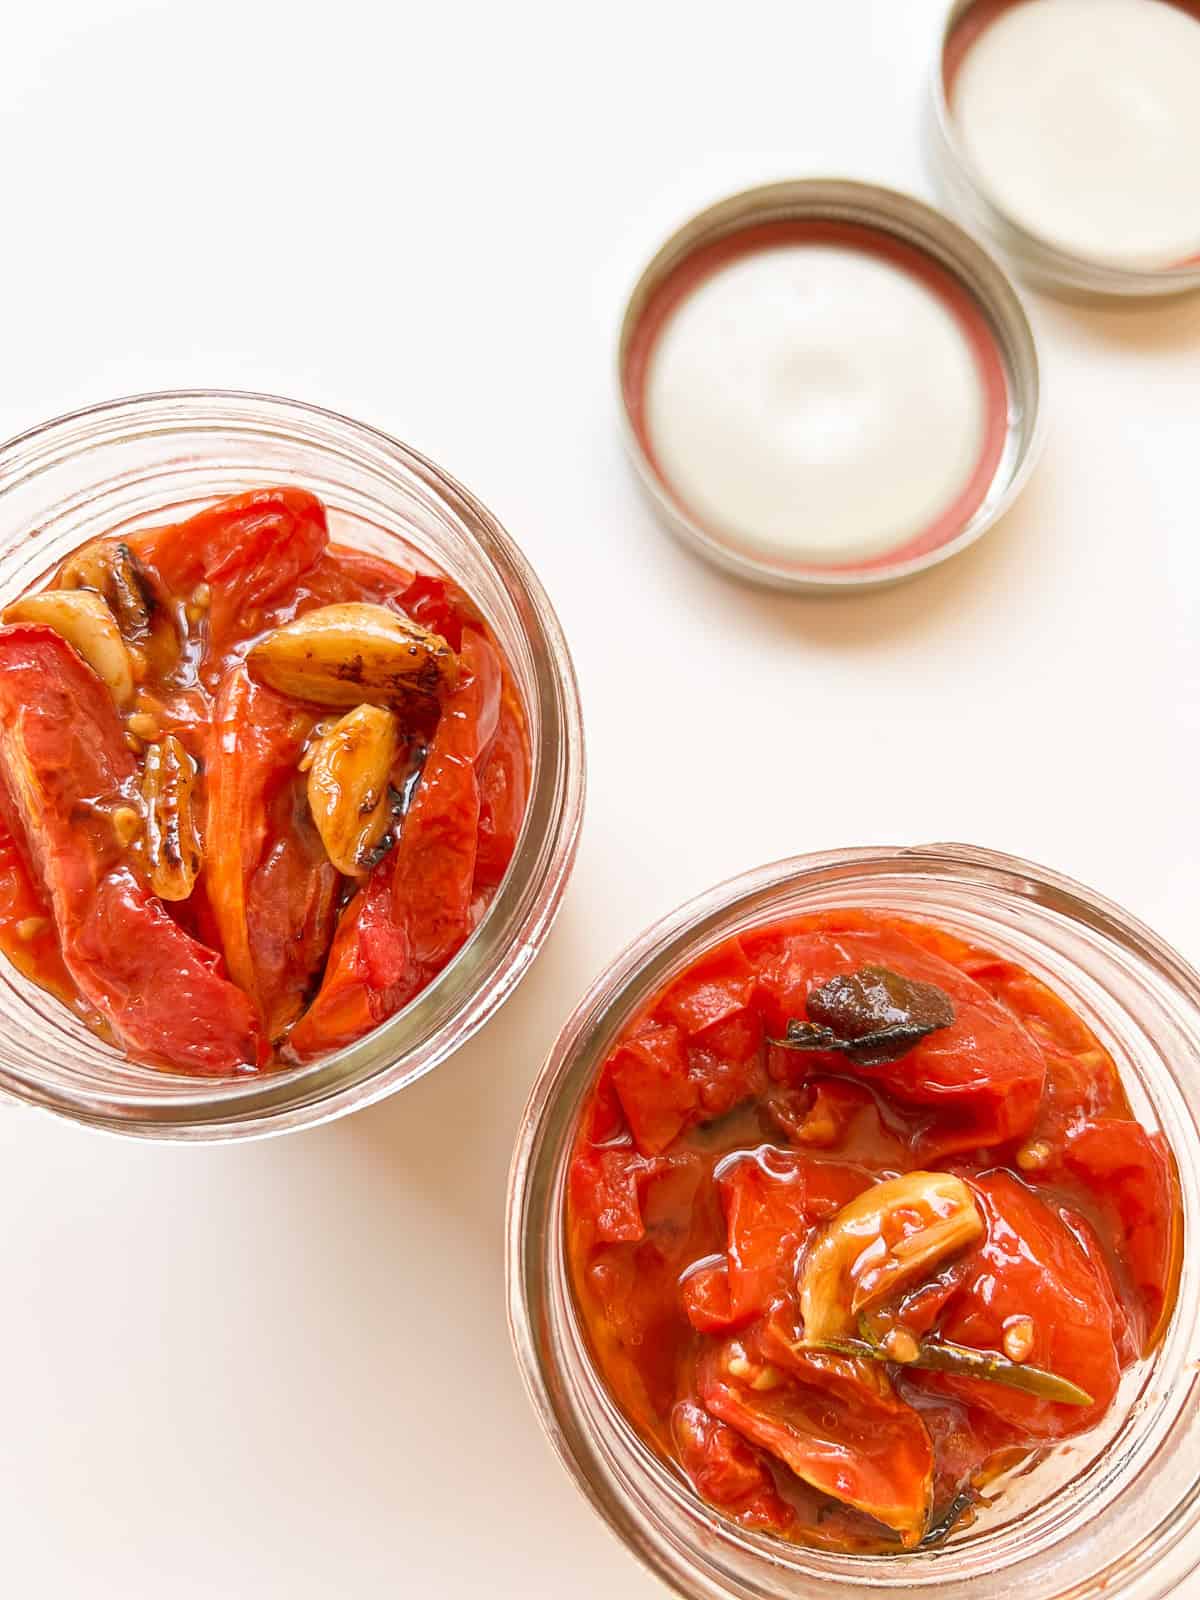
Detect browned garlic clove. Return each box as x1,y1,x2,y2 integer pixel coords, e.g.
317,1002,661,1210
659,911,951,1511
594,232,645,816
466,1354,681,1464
799,1171,984,1342
304,704,401,876
3,589,135,706
248,603,457,708
58,539,154,639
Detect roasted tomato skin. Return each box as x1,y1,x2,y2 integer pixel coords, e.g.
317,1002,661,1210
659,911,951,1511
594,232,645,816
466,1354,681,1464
908,1171,1123,1438
130,486,329,660
0,624,263,1073
473,676,530,892
205,665,337,1039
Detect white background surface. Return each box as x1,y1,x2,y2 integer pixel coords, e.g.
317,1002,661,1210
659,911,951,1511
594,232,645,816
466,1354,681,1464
1,2,1198,1595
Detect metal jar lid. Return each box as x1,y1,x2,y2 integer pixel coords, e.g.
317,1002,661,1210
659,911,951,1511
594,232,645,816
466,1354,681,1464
618,179,1044,593
929,0,1200,300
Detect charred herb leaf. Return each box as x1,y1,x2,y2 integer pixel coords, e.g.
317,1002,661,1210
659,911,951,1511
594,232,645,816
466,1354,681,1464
773,964,955,1065
919,1488,979,1548
796,1334,1093,1407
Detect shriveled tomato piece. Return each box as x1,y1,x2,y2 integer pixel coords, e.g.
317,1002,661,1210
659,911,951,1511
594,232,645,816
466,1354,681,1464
473,674,529,892
660,938,757,1036
914,1171,1123,1438
297,544,414,608
0,624,262,1073
607,1019,697,1156
0,811,80,1013
658,937,767,1121
570,1147,655,1244
606,941,767,1156
672,1402,795,1532
766,1076,912,1170
682,1258,736,1332
205,665,336,1037
397,573,477,653
719,1148,871,1323
244,823,339,1039
288,628,500,1057
131,487,328,658
390,627,500,961
1061,1118,1180,1352
701,1334,933,1544
748,919,1045,1158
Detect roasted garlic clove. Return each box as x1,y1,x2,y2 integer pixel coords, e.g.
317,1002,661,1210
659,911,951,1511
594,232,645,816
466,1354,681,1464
141,734,203,901
3,589,135,706
58,539,153,638
304,704,400,876
799,1171,984,1342
248,603,457,708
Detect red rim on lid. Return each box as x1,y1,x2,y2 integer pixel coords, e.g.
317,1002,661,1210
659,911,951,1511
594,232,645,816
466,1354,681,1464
931,0,1200,299
617,180,1042,592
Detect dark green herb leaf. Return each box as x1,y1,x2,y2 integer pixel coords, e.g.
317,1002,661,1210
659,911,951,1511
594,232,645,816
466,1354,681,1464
795,1334,1093,1407
771,965,955,1066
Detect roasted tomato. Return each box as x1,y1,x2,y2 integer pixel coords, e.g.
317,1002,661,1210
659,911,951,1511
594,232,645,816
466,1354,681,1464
699,1336,934,1545
474,675,530,892
911,1172,1124,1438
205,666,337,1039
567,911,1182,1554
130,486,329,662
0,490,531,1076
287,626,501,1059
0,624,262,1072
747,918,1046,1159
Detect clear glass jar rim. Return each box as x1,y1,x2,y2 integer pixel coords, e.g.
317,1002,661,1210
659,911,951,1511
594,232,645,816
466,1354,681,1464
0,388,586,1138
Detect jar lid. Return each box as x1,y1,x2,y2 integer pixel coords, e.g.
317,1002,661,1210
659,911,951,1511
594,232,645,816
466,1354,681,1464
931,0,1200,299
618,180,1043,592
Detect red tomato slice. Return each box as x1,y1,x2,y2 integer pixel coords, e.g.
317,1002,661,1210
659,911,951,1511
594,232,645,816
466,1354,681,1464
700,1335,933,1544
719,1148,871,1324
915,1170,1123,1438
570,1146,707,1250
288,628,500,1058
131,487,328,657
389,628,498,962
672,1401,795,1532
660,939,757,1036
396,574,478,653
607,939,769,1153
299,544,415,608
0,623,262,1073
1061,1118,1180,1352
682,1258,736,1332
473,674,530,892
569,1147,651,1244
205,665,336,1037
942,937,1130,1142
0,812,80,1014
244,826,339,1040
607,1019,697,1155
746,918,1045,1158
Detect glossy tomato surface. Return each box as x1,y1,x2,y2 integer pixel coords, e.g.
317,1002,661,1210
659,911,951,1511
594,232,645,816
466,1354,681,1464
0,490,530,1075
566,911,1182,1553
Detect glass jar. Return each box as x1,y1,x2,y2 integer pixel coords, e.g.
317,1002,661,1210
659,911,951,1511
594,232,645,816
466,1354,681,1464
0,390,585,1140
508,845,1200,1600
